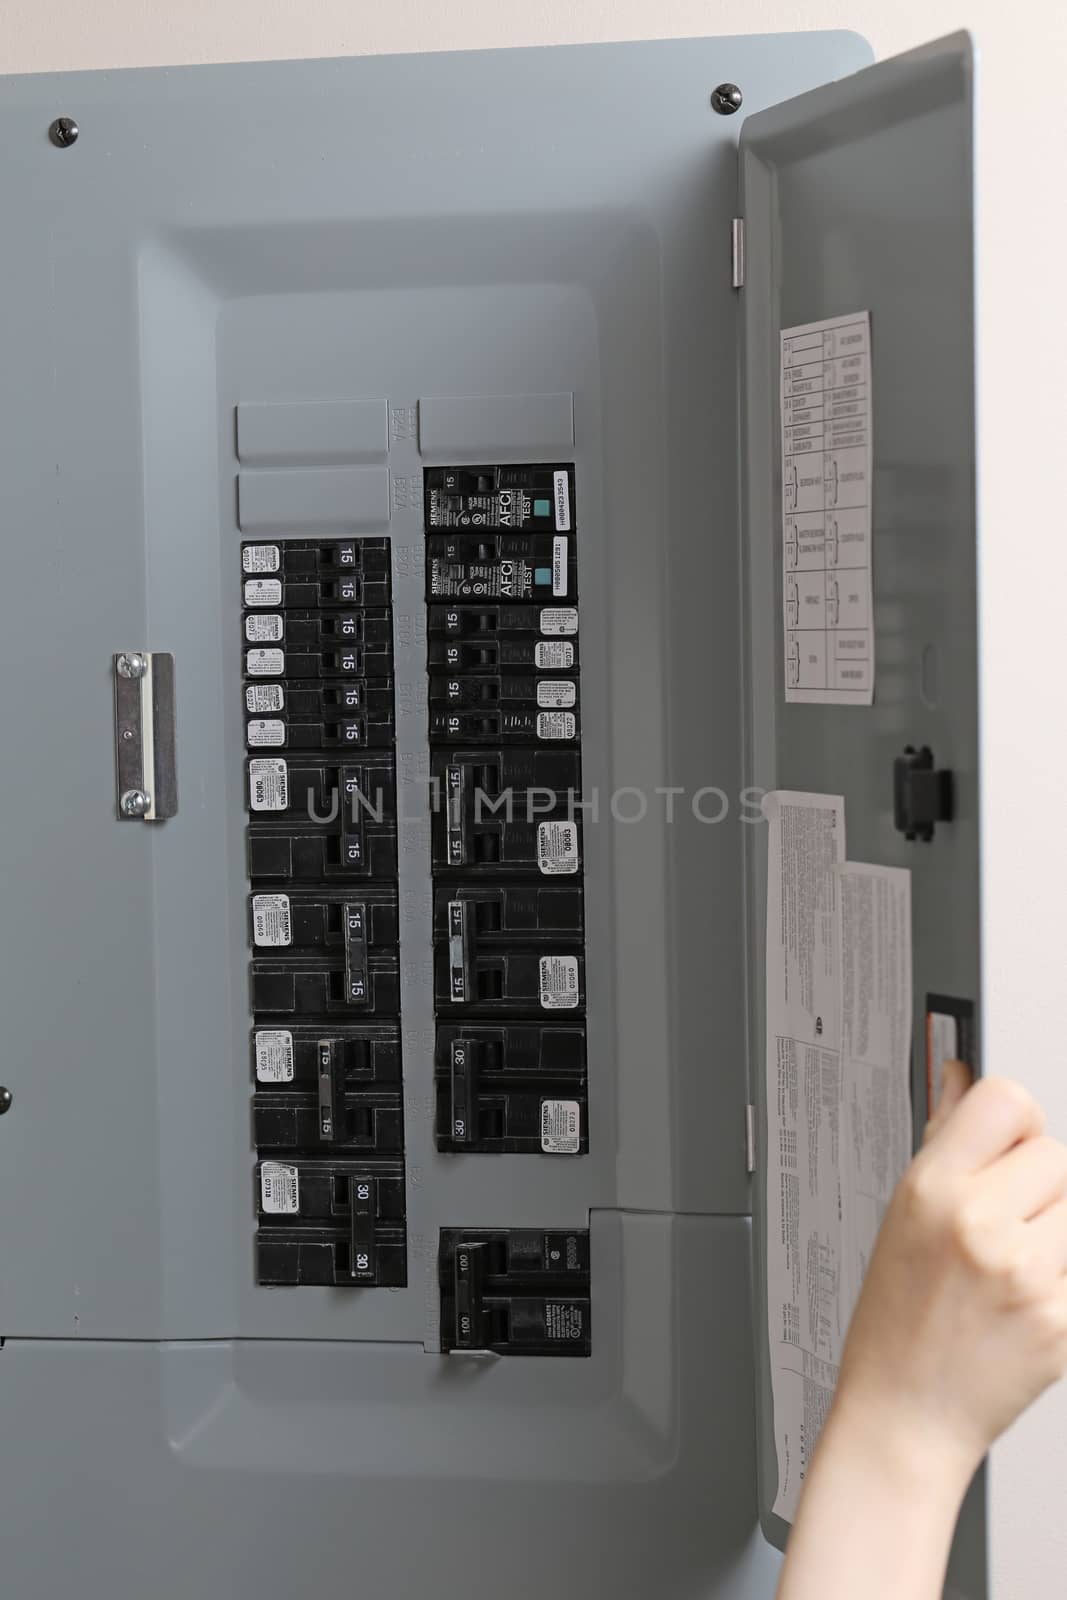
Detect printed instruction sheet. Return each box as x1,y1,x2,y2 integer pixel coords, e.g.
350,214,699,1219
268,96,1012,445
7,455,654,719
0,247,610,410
781,312,874,705
763,792,911,1522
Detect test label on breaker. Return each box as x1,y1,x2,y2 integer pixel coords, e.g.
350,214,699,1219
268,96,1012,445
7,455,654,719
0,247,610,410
540,955,580,1010
255,1029,295,1083
253,893,292,947
541,1099,581,1155
260,1161,300,1213
538,821,579,875
249,758,289,811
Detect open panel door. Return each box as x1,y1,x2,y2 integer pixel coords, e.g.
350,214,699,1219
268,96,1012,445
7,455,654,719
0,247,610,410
739,34,984,1597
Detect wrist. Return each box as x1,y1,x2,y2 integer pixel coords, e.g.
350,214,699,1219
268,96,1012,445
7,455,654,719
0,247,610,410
822,1381,979,1512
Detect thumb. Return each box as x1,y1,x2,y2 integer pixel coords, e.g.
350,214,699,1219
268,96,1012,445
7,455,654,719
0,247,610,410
924,1058,973,1143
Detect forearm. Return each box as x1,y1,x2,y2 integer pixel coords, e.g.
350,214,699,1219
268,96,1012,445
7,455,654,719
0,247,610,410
776,1393,972,1600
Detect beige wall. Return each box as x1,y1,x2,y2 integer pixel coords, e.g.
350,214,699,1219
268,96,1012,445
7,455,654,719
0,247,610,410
5,1,1066,1593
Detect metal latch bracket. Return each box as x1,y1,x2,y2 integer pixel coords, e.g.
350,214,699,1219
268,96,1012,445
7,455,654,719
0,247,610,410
113,651,177,821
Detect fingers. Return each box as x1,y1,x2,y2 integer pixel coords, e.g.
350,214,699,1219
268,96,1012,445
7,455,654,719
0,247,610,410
926,1076,1045,1174
1025,1198,1067,1275
938,1058,973,1116
924,1058,973,1143
978,1135,1067,1222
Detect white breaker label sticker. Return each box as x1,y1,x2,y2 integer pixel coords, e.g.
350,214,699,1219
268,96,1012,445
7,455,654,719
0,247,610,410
249,758,289,812
247,719,286,749
244,577,283,607
538,821,579,875
539,954,580,1009
539,607,578,636
553,471,572,532
534,640,574,670
552,536,568,596
246,683,285,713
247,648,285,677
536,679,576,709
253,894,291,947
541,1098,581,1154
245,613,284,643
260,1161,299,1213
243,544,281,573
781,311,874,706
537,711,576,740
255,1029,294,1083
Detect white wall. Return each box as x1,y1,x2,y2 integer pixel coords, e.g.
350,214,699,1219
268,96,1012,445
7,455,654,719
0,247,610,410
5,2,1065,1594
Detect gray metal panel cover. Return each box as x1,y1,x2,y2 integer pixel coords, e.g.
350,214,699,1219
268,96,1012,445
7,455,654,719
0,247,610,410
0,28,877,1600
0,26,866,1340
739,32,984,1595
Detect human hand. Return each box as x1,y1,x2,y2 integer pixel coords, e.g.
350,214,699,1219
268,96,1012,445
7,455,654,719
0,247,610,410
832,1064,1067,1491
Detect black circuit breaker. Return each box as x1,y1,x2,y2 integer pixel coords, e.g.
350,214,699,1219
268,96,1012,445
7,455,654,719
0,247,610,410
245,613,394,680
424,464,575,534
252,1023,403,1154
424,464,589,1174
246,680,396,752
243,537,392,607
431,758,582,877
434,887,585,1016
257,1162,407,1288
250,891,402,1015
439,1228,591,1356
242,539,405,1288
429,670,580,746
429,745,582,869
247,754,398,881
435,1024,587,1155
428,603,580,674
426,533,578,607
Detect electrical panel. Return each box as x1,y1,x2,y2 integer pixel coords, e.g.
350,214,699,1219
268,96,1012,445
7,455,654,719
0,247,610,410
0,30,984,1600
242,539,406,1287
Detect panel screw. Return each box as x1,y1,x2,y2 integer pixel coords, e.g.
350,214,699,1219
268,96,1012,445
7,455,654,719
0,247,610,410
116,652,148,679
49,116,80,148
711,83,743,115
120,789,151,817
0,1088,12,1115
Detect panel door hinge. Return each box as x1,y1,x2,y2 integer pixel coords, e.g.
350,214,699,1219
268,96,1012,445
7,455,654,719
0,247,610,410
731,218,745,289
745,1102,756,1173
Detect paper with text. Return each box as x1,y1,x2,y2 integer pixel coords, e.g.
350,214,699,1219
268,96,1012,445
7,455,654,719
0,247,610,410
764,792,911,1521
838,863,913,1322
781,312,874,705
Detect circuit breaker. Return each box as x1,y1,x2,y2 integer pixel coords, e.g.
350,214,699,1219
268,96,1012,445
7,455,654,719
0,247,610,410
423,464,588,1165
243,538,406,1286
439,1228,592,1355
0,27,983,1600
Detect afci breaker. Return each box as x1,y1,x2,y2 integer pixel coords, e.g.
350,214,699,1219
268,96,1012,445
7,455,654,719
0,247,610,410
0,29,982,1600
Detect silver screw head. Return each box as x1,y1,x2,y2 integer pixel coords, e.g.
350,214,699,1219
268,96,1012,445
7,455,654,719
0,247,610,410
120,789,151,817
117,652,148,679
49,116,79,148
711,83,743,115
